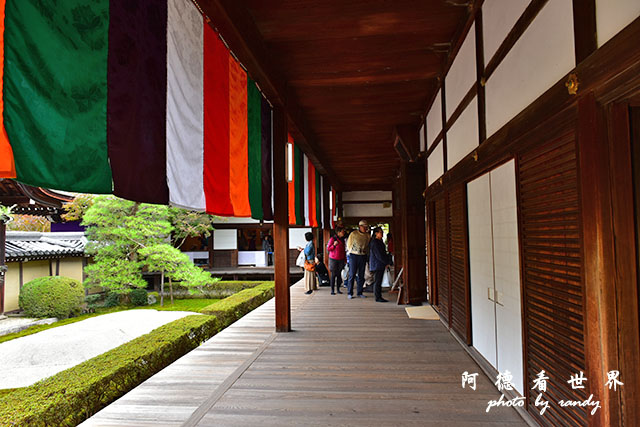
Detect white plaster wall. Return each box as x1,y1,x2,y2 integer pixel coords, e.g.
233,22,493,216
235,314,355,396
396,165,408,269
342,191,392,201
485,0,575,137
428,142,444,186
289,228,312,249
596,0,640,47
426,91,442,147
445,23,477,119
467,173,497,367
482,0,530,62
213,229,237,250
343,203,392,218
447,97,479,169
490,160,524,395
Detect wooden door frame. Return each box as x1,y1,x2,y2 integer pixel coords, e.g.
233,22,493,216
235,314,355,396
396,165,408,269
578,90,640,426
605,100,640,425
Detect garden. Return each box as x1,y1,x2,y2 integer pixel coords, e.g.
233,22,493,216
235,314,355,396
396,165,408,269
0,196,277,426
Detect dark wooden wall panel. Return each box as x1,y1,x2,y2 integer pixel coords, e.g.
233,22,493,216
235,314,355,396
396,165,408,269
435,196,450,324
212,250,239,268
448,186,470,344
518,132,587,426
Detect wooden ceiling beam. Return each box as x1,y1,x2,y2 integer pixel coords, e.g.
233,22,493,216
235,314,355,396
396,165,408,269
197,0,343,191
290,71,438,88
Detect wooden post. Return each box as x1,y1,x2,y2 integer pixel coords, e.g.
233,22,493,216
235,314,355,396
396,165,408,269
208,234,214,269
398,161,427,305
272,106,291,332
578,93,620,426
608,103,640,424
391,182,403,296
0,220,5,314
322,181,331,262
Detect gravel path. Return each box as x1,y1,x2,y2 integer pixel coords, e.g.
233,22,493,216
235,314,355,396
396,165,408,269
0,309,198,389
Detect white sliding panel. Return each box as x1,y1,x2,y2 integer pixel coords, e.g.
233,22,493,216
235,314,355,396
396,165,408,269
426,91,442,147
289,228,312,249
467,172,497,367
447,97,479,169
482,0,530,62
485,0,575,137
596,0,640,47
213,229,237,250
490,160,524,395
445,24,476,119
428,142,444,186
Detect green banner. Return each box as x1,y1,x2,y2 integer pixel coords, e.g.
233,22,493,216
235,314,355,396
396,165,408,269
4,0,112,193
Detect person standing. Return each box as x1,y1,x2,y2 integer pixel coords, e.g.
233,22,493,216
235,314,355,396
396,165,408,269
299,232,318,295
327,226,346,295
262,234,273,266
369,227,391,302
346,219,371,299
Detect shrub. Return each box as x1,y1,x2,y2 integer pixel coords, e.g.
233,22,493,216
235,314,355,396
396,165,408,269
199,282,275,326
166,280,269,299
129,288,148,306
103,292,120,308
84,293,104,311
84,294,102,305
0,282,276,426
19,277,84,319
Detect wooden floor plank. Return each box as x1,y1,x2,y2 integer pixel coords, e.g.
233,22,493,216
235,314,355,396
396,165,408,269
82,281,527,426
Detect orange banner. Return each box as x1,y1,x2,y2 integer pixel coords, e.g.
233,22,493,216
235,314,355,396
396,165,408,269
228,55,250,216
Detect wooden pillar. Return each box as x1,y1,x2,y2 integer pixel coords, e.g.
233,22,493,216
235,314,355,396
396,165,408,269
0,220,5,314
578,93,620,426
608,103,640,425
207,234,214,269
322,180,331,262
337,191,344,222
398,161,427,305
272,106,291,332
392,182,403,290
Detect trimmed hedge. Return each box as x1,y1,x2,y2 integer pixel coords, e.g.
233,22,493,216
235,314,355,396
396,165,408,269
19,276,84,319
164,280,269,299
199,282,275,326
0,282,276,427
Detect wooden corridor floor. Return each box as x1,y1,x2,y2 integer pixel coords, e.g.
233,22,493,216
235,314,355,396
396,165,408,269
82,281,527,427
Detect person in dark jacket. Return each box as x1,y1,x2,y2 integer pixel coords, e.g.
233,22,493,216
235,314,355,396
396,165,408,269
369,227,391,302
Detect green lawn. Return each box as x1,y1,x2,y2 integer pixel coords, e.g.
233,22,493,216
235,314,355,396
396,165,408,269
0,299,220,345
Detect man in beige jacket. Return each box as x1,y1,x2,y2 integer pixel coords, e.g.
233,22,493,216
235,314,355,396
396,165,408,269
346,219,371,299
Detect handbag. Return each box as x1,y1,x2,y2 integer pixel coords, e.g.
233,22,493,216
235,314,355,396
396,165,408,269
304,260,316,272
296,251,305,267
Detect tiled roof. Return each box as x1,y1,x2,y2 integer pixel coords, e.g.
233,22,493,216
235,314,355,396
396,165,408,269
5,232,86,261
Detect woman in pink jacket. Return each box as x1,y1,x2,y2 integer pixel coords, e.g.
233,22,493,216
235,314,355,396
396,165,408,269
327,226,347,295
